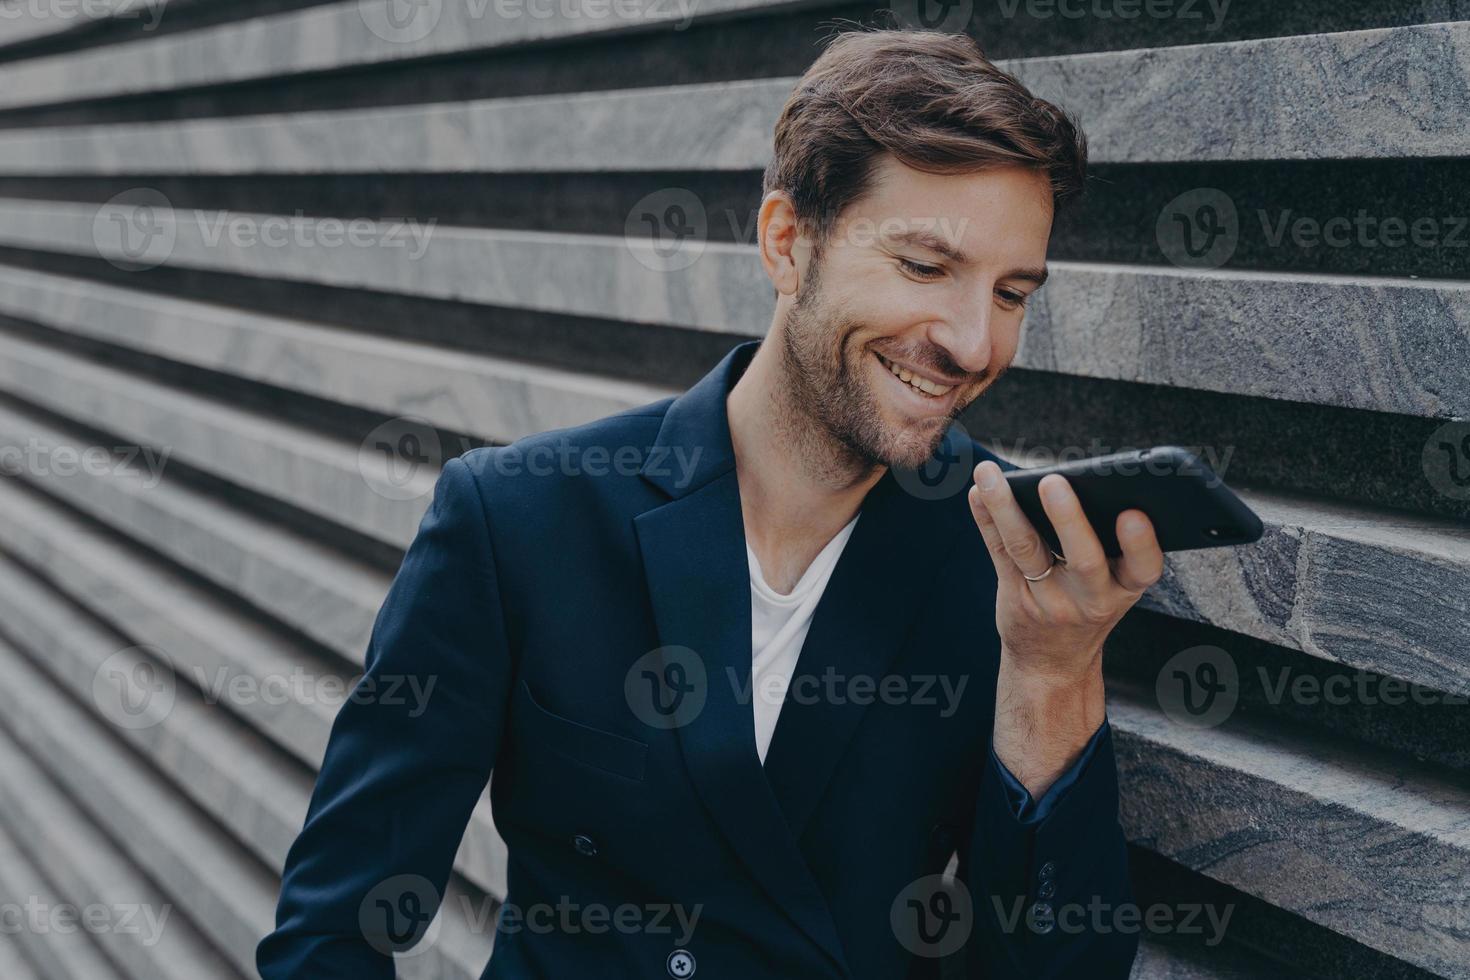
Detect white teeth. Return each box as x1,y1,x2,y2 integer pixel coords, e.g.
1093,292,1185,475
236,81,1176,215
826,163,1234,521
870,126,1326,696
877,353,954,397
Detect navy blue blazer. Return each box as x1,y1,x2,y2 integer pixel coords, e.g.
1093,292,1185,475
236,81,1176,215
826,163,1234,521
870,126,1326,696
258,339,1137,979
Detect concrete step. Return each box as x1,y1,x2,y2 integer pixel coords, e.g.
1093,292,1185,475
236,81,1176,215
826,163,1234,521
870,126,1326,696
0,262,680,443
1109,684,1470,979
0,475,510,899
0,22,1465,167
0,630,282,975
0,326,438,547
0,398,390,660
5,380,1468,701
1130,935,1285,980
0,622,497,978
0,817,129,980
0,935,43,980
0,0,808,111
0,0,162,50
0,718,240,980
0,210,1462,420
1124,483,1470,699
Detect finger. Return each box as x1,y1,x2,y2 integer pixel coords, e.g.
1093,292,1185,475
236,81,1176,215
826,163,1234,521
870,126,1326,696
967,484,1026,591
1111,509,1165,593
973,460,1054,580
1036,474,1109,585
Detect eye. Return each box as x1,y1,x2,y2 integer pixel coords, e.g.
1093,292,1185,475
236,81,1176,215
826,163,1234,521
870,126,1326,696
996,288,1029,311
898,258,945,281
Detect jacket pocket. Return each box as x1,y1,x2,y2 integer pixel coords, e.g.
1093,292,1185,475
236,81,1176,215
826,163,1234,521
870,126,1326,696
515,678,648,782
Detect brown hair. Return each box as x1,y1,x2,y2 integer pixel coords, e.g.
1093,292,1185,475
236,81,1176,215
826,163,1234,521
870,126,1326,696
762,28,1088,252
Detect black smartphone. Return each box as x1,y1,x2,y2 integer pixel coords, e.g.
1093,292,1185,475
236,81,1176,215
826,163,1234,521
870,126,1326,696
1001,446,1263,557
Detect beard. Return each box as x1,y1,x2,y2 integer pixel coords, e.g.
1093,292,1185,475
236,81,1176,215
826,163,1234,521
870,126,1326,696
773,252,971,477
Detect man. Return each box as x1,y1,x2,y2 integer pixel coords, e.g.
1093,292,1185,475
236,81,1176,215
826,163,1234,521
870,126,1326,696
259,28,1162,980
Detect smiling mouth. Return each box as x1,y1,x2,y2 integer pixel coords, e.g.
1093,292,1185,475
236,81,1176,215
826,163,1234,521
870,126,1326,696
872,350,958,399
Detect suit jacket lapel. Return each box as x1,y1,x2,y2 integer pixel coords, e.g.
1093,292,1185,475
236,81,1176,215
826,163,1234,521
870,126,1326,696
633,340,975,971
759,461,966,841
634,340,850,975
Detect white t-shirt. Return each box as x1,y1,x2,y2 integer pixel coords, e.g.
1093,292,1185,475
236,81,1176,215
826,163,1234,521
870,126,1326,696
746,513,861,764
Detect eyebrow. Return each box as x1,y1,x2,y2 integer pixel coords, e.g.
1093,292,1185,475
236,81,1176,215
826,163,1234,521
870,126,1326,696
890,229,970,265
888,229,1049,287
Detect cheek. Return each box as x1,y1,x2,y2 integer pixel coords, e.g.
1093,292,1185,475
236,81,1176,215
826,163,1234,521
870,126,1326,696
859,279,954,333
992,310,1025,364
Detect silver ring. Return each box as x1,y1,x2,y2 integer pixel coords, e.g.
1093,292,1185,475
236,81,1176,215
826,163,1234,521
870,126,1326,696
1022,550,1067,582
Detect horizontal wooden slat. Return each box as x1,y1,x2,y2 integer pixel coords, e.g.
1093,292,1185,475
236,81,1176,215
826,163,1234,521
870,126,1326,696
0,23,1465,169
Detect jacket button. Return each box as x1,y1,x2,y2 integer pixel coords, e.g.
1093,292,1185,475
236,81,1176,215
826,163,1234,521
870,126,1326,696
1037,879,1056,900
667,948,696,978
1037,860,1056,881
571,834,598,857
1030,901,1055,934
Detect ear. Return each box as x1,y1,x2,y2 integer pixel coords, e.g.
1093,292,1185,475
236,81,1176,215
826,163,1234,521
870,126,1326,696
758,191,810,298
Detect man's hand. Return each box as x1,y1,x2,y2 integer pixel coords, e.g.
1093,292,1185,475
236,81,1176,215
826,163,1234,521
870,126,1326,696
968,460,1164,799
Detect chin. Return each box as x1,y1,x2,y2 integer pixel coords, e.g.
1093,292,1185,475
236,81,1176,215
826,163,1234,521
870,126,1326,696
853,404,950,470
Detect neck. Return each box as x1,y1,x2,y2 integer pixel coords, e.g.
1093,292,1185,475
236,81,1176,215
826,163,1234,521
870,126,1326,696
726,338,886,549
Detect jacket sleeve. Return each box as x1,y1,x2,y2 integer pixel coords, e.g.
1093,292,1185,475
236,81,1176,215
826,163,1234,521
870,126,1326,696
993,720,1109,825
959,719,1138,979
257,455,513,977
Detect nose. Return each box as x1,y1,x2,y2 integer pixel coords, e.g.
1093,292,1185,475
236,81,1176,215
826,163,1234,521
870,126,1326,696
928,294,994,378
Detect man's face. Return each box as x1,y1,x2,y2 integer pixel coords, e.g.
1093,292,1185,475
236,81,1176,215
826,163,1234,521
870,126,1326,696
774,154,1054,471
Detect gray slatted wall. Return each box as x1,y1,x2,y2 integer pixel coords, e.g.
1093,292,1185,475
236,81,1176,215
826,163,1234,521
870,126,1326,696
0,1,1466,977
